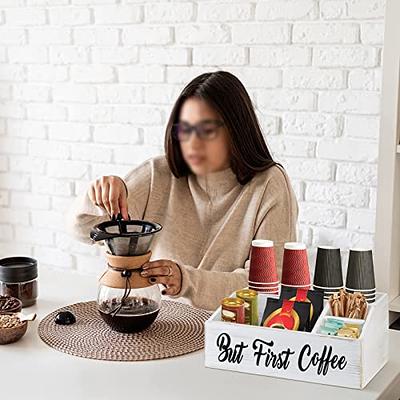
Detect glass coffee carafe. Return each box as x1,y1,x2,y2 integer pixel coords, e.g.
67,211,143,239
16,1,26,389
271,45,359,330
90,217,163,333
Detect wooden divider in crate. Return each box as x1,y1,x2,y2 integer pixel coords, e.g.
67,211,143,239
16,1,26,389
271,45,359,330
205,292,388,389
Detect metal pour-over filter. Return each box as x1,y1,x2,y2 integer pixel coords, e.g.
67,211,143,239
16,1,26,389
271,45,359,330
90,216,162,256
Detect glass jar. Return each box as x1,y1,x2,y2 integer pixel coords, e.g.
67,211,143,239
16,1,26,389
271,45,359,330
0,257,38,307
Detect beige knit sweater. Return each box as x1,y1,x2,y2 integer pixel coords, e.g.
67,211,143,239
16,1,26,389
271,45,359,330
67,155,298,311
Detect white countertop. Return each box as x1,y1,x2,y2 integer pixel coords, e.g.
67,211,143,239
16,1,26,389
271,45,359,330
1,268,400,400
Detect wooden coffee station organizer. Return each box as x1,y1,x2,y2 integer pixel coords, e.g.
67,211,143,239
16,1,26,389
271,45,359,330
205,290,388,390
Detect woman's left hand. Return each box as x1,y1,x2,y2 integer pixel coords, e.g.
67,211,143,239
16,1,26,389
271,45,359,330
140,259,182,296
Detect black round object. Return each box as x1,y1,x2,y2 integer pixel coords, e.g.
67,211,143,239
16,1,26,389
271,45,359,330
0,257,38,283
55,311,76,325
90,219,162,240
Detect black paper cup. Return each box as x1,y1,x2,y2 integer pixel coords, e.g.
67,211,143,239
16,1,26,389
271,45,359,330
313,246,343,289
316,288,341,293
346,287,375,294
313,286,341,298
345,249,376,291
313,284,344,290
346,288,376,293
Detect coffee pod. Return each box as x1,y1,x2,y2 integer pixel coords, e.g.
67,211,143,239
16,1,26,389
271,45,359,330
313,246,344,291
345,249,376,291
281,242,311,288
249,240,279,286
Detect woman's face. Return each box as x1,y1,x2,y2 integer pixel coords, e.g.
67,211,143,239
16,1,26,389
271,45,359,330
178,97,230,176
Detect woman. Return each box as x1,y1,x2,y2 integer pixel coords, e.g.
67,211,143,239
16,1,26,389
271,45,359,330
67,71,298,311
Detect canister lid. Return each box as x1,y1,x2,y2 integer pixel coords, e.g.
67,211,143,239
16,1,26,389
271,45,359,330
0,256,38,283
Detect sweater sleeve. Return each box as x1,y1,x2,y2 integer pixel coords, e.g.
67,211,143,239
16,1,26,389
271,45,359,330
65,158,152,245
172,166,299,311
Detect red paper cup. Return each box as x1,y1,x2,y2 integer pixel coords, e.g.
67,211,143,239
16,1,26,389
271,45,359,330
250,287,279,295
249,240,278,284
248,281,279,288
248,280,280,287
249,287,280,293
281,242,311,287
281,283,311,290
249,287,279,294
249,283,280,290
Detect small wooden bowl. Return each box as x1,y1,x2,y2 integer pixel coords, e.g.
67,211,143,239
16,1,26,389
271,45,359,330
0,316,28,345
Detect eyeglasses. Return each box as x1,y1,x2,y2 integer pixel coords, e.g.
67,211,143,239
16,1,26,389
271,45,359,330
172,120,224,142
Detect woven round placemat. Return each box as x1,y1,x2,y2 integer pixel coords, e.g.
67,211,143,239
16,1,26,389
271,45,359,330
38,300,211,361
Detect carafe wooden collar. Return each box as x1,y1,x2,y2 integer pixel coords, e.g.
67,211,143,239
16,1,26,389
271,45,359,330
99,251,153,290
105,250,152,270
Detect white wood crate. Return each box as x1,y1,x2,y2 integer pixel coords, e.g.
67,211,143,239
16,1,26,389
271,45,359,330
205,292,389,389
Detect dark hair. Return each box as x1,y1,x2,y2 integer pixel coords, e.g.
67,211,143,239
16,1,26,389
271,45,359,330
164,71,279,185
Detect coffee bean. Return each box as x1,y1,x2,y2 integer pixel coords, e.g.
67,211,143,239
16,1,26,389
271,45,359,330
0,295,20,312
0,314,23,329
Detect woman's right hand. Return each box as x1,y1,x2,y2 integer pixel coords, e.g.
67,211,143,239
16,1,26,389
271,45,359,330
88,176,129,220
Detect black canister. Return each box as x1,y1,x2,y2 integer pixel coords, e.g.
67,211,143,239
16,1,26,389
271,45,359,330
0,257,38,307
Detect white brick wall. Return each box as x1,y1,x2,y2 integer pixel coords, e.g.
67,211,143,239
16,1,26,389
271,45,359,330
0,0,385,275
